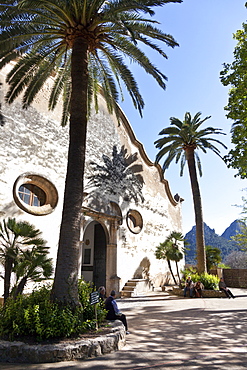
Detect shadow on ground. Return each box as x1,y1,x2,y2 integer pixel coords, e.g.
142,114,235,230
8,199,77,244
1,293,247,369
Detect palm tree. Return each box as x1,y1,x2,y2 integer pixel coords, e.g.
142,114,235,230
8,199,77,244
154,112,227,273
155,231,185,286
155,240,177,285
0,218,47,303
11,244,53,299
0,0,182,305
165,231,184,287
205,245,221,272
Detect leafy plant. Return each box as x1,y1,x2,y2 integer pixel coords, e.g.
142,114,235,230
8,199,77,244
182,268,219,290
0,281,106,341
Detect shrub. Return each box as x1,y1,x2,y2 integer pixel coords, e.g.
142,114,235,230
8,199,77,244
182,268,220,290
0,280,106,341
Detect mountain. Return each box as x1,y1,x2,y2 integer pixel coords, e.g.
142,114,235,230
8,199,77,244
221,220,243,240
185,220,242,265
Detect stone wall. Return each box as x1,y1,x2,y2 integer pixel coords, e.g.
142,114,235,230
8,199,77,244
171,287,226,298
0,321,125,363
223,269,247,288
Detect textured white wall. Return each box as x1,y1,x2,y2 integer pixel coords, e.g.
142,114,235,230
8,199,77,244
0,64,184,295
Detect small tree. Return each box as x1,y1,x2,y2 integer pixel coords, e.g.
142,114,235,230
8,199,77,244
205,245,222,271
0,218,52,302
166,232,185,287
155,231,185,286
155,241,177,285
11,244,53,299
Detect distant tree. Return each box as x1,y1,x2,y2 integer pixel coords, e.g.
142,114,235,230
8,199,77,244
0,218,51,303
155,112,227,273
155,231,185,286
231,221,247,251
225,251,247,269
220,10,247,179
205,245,222,271
231,193,247,250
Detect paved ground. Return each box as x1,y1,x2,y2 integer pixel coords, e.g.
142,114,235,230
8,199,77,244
2,288,247,369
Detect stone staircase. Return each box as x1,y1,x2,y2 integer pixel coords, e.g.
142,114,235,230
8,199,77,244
121,278,152,298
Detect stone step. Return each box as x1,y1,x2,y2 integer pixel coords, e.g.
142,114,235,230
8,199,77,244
122,286,135,291
128,279,146,282
120,278,152,298
124,282,136,287
121,290,134,298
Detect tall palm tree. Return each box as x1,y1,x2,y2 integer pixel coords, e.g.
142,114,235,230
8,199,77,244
0,0,182,305
0,218,47,303
154,112,227,273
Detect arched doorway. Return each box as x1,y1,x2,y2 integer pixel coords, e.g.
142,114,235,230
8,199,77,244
81,221,107,289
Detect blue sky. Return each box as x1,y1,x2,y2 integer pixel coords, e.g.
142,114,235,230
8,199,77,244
119,0,247,235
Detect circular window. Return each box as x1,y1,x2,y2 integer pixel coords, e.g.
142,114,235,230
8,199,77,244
126,210,143,234
13,173,58,216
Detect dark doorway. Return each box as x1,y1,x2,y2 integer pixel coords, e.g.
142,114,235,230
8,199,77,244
93,223,106,289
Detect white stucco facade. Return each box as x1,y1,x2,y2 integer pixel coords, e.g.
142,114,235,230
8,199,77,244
0,62,184,296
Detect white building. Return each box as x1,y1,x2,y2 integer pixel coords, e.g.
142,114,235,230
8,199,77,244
0,62,184,297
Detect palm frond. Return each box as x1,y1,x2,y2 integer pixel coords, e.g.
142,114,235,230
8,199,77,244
155,111,227,177
179,152,186,176
195,151,202,177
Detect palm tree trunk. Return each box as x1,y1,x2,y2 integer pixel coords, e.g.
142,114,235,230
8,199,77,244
4,257,14,303
51,37,89,306
186,148,207,273
167,259,177,285
175,261,182,287
12,276,28,299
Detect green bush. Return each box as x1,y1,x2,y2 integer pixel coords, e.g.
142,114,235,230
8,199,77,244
0,280,106,341
182,268,220,290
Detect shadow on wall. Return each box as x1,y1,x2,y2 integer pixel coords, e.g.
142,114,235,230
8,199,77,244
1,201,23,219
152,271,178,287
134,257,150,279
0,83,5,127
85,145,144,210
133,258,178,287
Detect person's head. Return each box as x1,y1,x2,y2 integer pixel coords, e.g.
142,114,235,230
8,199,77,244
98,286,105,294
110,290,116,297
220,277,224,281
188,276,191,280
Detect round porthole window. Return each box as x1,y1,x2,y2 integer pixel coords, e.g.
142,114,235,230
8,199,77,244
126,210,143,234
13,173,58,216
